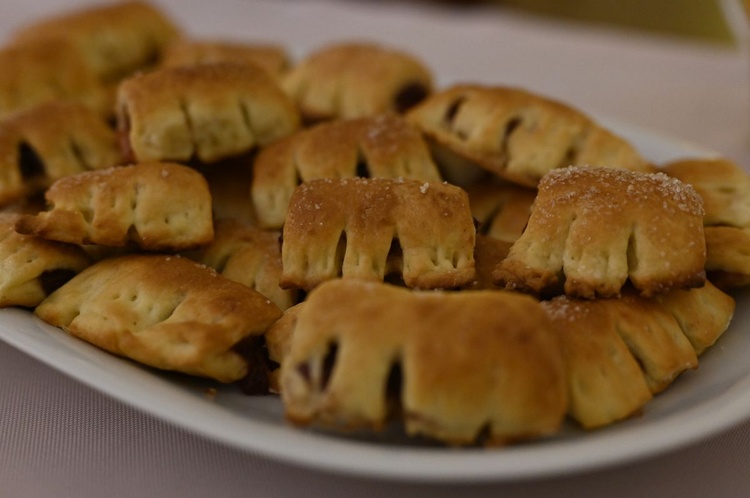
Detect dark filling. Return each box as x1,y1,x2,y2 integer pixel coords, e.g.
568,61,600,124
355,159,370,178
38,269,78,296
233,336,275,395
443,96,466,126
320,341,338,390
18,142,45,181
394,82,428,113
385,360,403,419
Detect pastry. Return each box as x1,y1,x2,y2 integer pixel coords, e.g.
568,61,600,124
35,254,282,384
466,182,536,244
280,178,476,290
281,279,566,445
15,162,214,251
187,219,295,311
542,282,733,429
11,0,181,83
251,114,442,228
161,39,289,79
663,157,750,228
0,213,90,308
282,42,432,122
462,234,512,291
195,157,258,225
704,226,750,289
265,302,304,393
117,63,300,164
0,101,124,206
406,85,652,188
0,39,107,120
494,167,706,298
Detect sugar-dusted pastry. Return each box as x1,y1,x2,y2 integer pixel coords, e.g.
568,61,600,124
251,115,442,228
0,101,124,206
663,157,750,228
187,219,294,311
161,39,289,79
281,279,567,445
117,63,300,164
494,167,706,298
35,254,282,384
542,282,733,429
0,39,107,120
12,0,181,83
663,157,750,289
282,42,433,122
15,162,213,251
280,178,476,290
0,213,90,308
407,85,651,188
466,182,536,244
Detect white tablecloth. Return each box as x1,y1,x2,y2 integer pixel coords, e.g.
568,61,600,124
2,1,750,496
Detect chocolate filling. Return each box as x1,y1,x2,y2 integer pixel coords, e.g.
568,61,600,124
394,82,428,113
355,159,370,178
233,335,275,395
320,341,338,390
18,142,45,181
38,269,78,296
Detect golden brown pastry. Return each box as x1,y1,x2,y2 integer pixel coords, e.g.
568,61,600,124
265,302,304,393
406,85,651,188
542,282,733,429
117,63,300,164
663,157,750,289
463,234,511,291
35,254,282,384
663,157,750,228
282,42,433,122
0,39,107,120
281,279,567,445
280,178,476,290
466,182,536,244
0,213,90,308
494,167,706,298
15,162,213,251
12,0,181,83
251,114,442,228
187,219,294,311
161,39,289,79
0,101,124,206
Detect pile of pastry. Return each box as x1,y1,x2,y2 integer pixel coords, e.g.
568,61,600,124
1,0,747,446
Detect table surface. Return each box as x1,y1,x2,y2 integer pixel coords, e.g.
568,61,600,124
2,0,750,496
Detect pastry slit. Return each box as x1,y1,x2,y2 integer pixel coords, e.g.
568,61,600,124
68,138,89,170
17,141,45,181
443,95,466,128
320,340,339,391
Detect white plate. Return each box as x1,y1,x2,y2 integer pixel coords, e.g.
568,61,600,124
0,123,748,483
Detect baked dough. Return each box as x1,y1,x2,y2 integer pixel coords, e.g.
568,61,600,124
0,213,90,308
281,279,566,445
663,157,750,228
195,158,257,225
0,101,124,206
282,42,433,122
188,219,294,311
251,114,442,228
12,0,181,83
280,178,476,290
542,282,732,429
406,85,651,188
15,162,214,251
161,39,289,79
704,226,750,289
0,39,107,120
466,182,536,244
462,234,511,291
494,167,706,298
35,254,282,383
117,63,300,164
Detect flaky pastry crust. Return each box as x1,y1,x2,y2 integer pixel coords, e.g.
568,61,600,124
161,39,289,79
15,162,213,250
281,279,566,445
280,178,476,290
494,167,706,298
251,115,442,228
117,63,300,164
35,254,282,383
406,85,651,188
282,42,432,122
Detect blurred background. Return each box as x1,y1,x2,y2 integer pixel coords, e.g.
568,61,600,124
411,0,744,45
